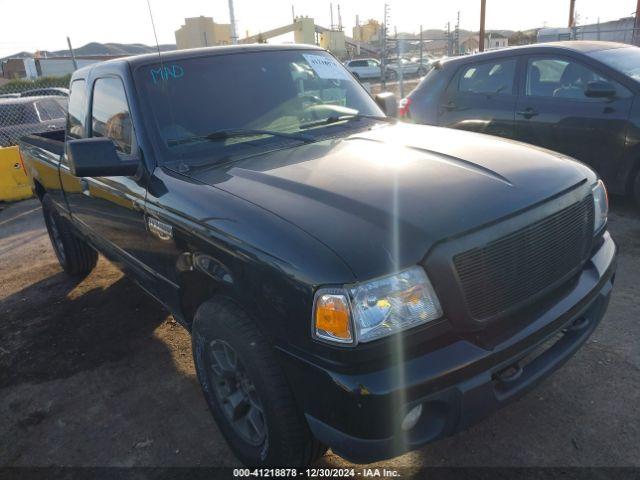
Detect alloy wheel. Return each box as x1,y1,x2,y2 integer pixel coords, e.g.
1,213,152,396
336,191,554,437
207,339,267,446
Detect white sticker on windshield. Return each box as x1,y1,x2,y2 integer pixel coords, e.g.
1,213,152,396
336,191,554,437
303,54,351,81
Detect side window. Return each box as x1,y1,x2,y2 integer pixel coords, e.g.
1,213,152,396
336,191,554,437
91,77,134,155
36,99,66,121
526,57,630,100
350,60,366,68
67,79,87,139
458,59,517,95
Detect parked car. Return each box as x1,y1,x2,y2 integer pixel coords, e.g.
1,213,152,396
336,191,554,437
386,57,428,77
20,44,615,467
20,87,69,98
0,96,67,147
344,58,392,80
410,56,436,71
399,41,640,206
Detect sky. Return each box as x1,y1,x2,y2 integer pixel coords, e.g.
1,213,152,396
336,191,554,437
0,0,635,58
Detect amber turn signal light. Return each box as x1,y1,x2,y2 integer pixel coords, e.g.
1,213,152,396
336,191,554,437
314,293,353,344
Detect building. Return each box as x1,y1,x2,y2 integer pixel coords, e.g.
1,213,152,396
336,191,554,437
460,36,479,54
175,16,232,49
485,33,509,50
319,30,346,57
352,19,381,44
537,16,637,44
537,27,572,43
458,33,508,54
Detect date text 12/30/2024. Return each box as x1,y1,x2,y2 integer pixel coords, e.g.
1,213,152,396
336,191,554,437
233,468,401,477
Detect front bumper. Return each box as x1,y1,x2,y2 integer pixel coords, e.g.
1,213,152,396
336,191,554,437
279,232,616,464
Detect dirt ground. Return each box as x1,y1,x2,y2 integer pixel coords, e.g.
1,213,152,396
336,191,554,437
0,196,639,468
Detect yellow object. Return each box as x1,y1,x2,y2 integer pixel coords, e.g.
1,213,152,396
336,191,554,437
0,146,33,202
315,294,352,342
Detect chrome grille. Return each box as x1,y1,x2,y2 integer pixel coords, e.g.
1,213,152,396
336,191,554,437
454,196,594,321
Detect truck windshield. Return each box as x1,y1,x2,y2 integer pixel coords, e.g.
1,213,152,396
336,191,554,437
589,46,640,82
135,49,384,166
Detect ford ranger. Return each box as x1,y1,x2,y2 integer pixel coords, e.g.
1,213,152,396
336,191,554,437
19,45,616,466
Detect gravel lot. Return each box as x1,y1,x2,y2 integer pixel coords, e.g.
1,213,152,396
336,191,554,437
0,196,639,468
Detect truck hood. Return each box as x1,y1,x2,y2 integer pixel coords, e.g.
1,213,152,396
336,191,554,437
187,123,595,280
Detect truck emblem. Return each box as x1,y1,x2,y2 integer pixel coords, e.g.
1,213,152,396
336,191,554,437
147,217,173,241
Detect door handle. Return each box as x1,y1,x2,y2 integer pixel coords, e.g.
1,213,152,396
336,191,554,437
516,108,538,119
80,178,91,197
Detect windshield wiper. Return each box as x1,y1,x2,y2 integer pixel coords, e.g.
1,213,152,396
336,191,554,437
299,114,395,130
168,128,314,147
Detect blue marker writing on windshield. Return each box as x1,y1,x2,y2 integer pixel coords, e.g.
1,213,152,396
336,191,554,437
151,64,185,83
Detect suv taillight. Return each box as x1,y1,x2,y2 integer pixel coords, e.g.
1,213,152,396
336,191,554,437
398,97,412,118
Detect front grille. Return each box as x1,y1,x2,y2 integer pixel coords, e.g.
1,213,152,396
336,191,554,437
454,196,594,321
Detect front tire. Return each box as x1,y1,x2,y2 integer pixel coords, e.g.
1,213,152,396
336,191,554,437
41,194,97,276
192,297,326,467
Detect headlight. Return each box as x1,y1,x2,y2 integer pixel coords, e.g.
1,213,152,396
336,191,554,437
592,180,608,234
312,266,442,345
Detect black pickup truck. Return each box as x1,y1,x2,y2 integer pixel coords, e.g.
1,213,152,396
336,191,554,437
20,45,616,466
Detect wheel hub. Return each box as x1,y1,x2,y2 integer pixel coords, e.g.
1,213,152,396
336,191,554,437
207,339,267,446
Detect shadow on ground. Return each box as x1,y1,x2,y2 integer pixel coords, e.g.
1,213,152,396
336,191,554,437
0,273,168,388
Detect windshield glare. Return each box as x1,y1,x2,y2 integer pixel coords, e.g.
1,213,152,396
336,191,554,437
589,46,640,81
135,50,383,165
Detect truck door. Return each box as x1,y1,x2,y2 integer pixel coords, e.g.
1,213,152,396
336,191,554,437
514,54,633,183
63,76,157,289
438,57,518,139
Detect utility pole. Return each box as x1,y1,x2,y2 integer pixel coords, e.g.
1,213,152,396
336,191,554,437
66,36,78,70
228,0,238,44
454,11,460,55
634,0,640,45
396,26,404,98
446,22,451,56
381,3,390,89
330,3,334,30
419,24,423,66
479,0,486,52
568,0,576,28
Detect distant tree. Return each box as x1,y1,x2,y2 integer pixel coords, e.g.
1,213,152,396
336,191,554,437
0,74,71,95
509,30,537,46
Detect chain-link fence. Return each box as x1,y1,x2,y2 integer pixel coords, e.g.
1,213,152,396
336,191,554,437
0,75,70,147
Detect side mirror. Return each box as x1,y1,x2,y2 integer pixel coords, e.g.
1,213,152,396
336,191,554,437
584,80,616,99
67,137,139,177
374,92,398,118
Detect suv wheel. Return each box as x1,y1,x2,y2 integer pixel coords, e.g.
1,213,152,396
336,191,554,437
192,297,326,467
41,194,98,276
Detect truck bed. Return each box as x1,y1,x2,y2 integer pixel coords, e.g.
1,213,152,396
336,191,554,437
21,129,65,157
